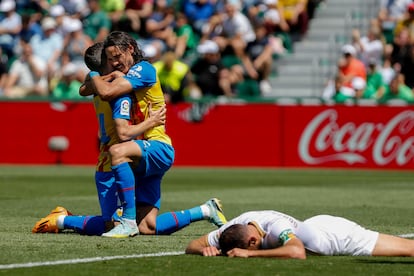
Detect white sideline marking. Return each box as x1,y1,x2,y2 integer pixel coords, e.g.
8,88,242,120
0,251,185,270
398,233,414,238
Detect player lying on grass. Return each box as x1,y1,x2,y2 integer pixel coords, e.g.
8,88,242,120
185,210,414,258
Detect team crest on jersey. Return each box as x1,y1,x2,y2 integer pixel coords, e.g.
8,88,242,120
279,229,295,244
120,100,130,116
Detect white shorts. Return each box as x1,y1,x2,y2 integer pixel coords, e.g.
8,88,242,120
303,215,379,256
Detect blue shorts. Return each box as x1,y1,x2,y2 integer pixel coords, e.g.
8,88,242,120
132,140,174,209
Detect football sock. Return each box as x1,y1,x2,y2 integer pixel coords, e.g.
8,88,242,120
112,163,136,220
63,215,106,236
155,205,211,235
155,210,191,235
95,172,118,221
188,206,205,221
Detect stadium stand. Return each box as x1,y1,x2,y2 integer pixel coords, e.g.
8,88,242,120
266,0,380,98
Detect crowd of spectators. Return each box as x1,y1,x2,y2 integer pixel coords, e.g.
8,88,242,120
323,0,414,104
0,0,323,103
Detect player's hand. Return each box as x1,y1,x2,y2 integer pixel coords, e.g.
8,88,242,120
202,246,221,257
104,70,125,81
149,103,166,126
226,248,250,258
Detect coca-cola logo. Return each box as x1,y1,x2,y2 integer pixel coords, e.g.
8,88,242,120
299,109,414,166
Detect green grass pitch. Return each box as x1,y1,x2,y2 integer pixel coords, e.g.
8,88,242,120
1,166,414,275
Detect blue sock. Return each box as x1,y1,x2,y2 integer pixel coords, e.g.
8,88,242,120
188,206,204,221
112,163,136,220
155,210,191,235
95,172,118,221
64,216,106,236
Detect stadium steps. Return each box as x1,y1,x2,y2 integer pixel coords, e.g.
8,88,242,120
264,0,379,98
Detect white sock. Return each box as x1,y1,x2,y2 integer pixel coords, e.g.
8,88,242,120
200,205,210,218
56,215,66,229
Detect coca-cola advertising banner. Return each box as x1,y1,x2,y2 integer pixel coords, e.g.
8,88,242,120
0,101,412,170
281,105,414,170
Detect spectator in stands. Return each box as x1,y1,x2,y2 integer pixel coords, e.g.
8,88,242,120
191,40,242,98
182,0,216,35
174,11,198,59
398,42,414,89
379,53,396,85
328,74,351,103
322,46,366,100
112,0,154,38
246,0,288,34
246,23,274,95
51,62,83,100
393,2,414,43
82,0,112,43
351,77,367,99
377,73,414,103
390,27,411,73
338,44,367,89
351,25,385,69
97,0,125,24
278,0,309,40
30,16,63,90
2,39,48,98
62,18,93,83
49,4,70,38
19,13,42,44
142,43,161,63
203,0,258,80
0,0,22,59
153,51,193,104
59,0,88,16
377,0,412,44
364,59,385,99
145,0,177,54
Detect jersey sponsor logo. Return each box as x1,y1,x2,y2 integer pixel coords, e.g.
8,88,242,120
279,229,295,245
120,100,130,116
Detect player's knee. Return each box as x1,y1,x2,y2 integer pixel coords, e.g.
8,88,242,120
109,144,127,161
138,222,156,235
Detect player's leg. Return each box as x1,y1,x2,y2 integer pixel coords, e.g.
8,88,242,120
103,141,141,238
371,233,414,257
95,171,118,231
136,174,227,235
32,206,107,236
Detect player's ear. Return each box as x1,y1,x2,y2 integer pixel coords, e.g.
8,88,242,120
248,237,258,249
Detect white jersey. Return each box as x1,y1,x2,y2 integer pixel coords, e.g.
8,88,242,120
207,211,379,256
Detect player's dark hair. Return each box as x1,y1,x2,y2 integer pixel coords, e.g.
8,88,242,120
103,31,144,64
219,224,249,256
84,42,104,73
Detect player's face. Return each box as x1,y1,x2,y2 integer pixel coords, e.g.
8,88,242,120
105,45,135,74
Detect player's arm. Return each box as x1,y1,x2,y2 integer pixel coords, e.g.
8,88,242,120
90,72,133,101
227,237,306,259
114,103,166,142
80,71,126,97
185,235,221,257
79,74,95,96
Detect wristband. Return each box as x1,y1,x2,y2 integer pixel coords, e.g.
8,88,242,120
89,71,99,78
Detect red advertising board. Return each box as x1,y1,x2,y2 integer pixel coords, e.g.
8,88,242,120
0,101,412,170
281,105,414,170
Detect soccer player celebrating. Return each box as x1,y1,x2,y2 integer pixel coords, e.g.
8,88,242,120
32,40,227,237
